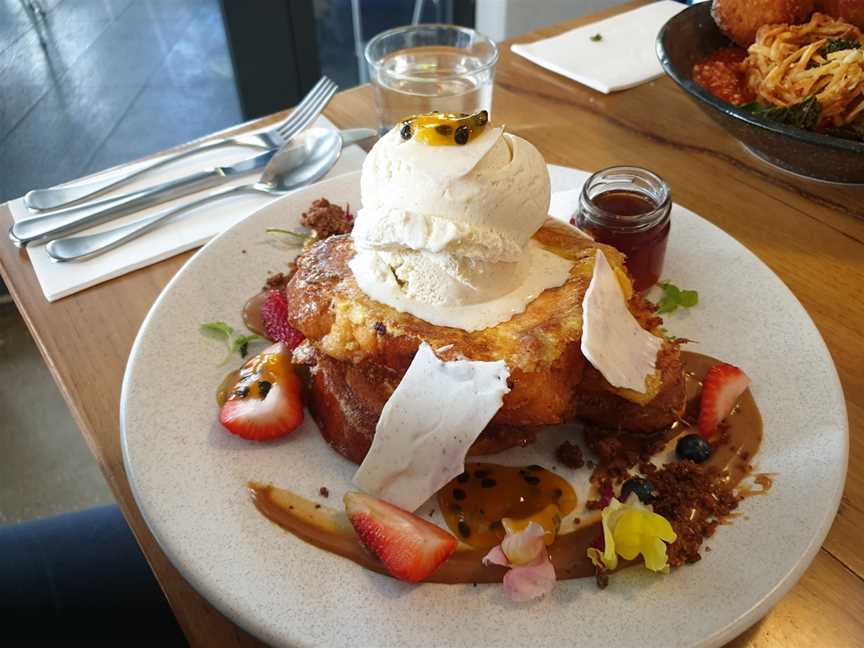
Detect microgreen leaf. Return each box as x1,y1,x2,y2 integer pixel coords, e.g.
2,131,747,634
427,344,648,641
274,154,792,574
201,321,260,363
266,228,313,245
201,321,234,339
232,334,262,359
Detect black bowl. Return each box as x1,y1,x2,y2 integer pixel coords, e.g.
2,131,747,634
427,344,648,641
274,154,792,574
656,2,864,184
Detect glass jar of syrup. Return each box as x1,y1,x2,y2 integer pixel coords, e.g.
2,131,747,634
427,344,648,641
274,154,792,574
576,166,671,293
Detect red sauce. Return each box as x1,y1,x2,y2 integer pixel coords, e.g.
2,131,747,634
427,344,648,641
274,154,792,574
693,46,754,106
578,189,671,292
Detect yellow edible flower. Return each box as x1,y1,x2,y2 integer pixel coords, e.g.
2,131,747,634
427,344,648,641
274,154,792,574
587,496,677,573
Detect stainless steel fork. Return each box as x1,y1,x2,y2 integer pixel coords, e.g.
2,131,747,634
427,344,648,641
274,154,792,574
23,76,339,211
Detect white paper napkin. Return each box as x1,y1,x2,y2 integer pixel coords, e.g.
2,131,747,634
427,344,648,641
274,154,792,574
510,1,686,94
9,116,367,302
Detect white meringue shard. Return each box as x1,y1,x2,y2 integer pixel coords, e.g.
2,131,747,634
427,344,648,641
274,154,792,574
353,342,510,512
581,250,663,393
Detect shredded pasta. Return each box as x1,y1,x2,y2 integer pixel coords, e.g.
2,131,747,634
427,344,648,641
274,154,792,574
744,13,864,127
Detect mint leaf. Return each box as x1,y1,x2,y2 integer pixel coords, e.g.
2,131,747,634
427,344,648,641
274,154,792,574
660,281,681,301
657,295,678,314
653,281,699,314
679,289,699,308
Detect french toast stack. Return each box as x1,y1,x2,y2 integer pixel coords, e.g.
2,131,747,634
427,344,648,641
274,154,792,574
284,220,686,464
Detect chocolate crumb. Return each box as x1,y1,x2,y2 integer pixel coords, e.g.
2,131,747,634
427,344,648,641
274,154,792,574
586,427,669,485
241,249,247,254
642,460,742,567
555,441,585,469
473,582,477,587
314,504,321,509
264,270,294,291
301,198,353,239
319,486,329,498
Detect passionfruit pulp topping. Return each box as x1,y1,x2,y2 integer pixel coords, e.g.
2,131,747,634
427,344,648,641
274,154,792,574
399,110,489,146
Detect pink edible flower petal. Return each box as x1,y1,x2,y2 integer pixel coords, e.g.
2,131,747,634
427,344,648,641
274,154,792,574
502,551,556,602
500,522,546,565
482,522,557,602
482,545,509,567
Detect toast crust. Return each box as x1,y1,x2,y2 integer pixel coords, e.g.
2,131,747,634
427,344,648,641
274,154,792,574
286,221,686,463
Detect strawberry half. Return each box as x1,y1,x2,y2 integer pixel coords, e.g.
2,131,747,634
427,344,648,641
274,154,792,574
261,289,304,350
344,492,457,582
698,363,751,438
219,342,304,441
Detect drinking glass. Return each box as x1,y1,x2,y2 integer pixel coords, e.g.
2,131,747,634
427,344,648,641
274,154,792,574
364,24,498,133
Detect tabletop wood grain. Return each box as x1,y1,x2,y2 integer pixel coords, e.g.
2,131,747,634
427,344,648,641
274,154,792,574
1,2,862,646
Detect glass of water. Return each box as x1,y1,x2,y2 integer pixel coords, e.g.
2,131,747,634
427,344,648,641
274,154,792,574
364,24,498,133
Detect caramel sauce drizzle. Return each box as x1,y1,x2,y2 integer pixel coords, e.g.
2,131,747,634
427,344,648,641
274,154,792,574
248,351,767,584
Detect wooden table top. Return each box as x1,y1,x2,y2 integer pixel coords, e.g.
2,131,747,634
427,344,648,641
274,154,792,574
2,2,862,645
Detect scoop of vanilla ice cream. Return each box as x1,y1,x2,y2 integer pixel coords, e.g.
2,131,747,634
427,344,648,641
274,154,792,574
362,248,526,306
350,124,551,308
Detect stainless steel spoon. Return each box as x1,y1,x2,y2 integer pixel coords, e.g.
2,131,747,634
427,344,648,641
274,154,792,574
45,128,375,263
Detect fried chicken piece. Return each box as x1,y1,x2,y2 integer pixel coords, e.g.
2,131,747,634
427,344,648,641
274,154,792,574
712,0,815,46
816,0,864,28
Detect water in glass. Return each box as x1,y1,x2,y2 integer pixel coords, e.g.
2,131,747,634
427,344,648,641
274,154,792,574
372,45,494,133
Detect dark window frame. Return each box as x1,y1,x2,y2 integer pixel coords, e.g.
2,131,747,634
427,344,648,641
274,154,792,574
219,0,476,120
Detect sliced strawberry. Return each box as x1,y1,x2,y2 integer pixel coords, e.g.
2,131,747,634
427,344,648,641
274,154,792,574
698,363,751,438
219,343,304,441
344,492,457,582
261,289,304,350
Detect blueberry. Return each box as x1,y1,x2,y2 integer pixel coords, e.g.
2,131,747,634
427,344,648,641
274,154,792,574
676,434,712,463
620,477,655,504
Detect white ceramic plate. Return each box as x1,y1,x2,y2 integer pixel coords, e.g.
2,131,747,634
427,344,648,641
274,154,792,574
122,168,847,648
